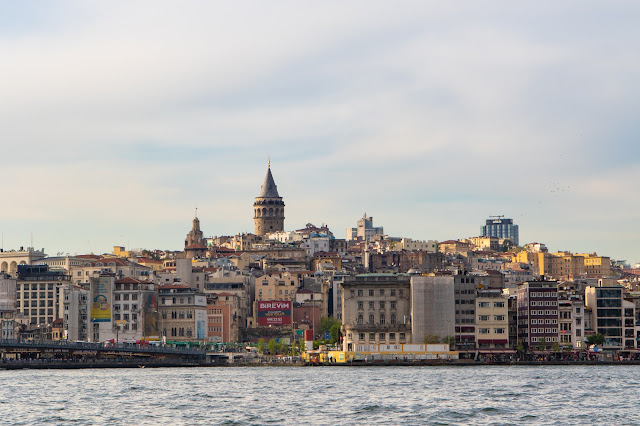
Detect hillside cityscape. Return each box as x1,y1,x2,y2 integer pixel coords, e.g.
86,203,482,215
1,163,639,363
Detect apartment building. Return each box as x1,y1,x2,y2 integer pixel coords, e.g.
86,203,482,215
517,281,559,349
475,290,509,349
341,274,412,351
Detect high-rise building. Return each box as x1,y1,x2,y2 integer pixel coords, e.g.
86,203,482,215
253,162,285,236
517,281,559,350
481,216,519,246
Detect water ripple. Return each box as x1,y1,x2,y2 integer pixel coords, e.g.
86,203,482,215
1,366,640,424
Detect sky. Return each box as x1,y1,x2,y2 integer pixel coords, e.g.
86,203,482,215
1,1,639,264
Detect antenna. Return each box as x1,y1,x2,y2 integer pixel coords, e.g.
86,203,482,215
268,155,270,168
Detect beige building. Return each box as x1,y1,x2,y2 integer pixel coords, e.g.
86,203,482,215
255,273,301,303
475,291,509,349
576,253,611,278
16,265,71,326
558,299,585,349
69,258,152,287
341,274,412,351
158,284,207,342
468,236,500,252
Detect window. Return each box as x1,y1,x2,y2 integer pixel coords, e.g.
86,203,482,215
378,333,385,341
369,332,375,341
478,302,489,308
357,289,363,297
479,328,490,334
479,315,489,321
379,314,385,325
369,289,374,297
379,289,385,296
390,313,396,324
494,315,505,321
390,301,396,309
399,332,406,340
389,333,395,341
494,301,505,308
379,301,385,309
369,314,375,325
390,289,396,296
359,333,365,341
494,328,505,334
358,301,364,310
357,315,363,324
368,301,374,309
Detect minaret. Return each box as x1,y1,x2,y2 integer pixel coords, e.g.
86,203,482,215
253,161,285,236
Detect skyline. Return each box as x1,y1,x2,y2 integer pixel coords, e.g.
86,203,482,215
2,2,639,263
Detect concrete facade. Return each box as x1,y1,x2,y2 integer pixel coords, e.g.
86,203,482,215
410,275,455,344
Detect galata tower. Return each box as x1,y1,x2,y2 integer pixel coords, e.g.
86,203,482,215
253,161,285,236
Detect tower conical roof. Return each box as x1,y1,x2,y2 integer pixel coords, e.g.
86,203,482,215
258,166,280,198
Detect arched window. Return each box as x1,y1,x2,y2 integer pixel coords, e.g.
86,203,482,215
390,313,396,325
380,313,385,325
268,208,273,216
369,314,375,325
275,208,279,216
357,314,363,324
262,208,267,216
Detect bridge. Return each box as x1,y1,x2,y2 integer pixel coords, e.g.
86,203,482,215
0,339,206,365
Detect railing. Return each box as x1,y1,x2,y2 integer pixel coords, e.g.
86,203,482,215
0,339,205,355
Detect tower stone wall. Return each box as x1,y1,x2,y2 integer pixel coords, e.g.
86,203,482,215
254,165,285,236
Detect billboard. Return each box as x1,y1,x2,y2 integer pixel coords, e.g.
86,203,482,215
257,301,292,326
90,276,112,322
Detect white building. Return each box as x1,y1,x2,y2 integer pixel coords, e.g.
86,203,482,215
0,247,47,275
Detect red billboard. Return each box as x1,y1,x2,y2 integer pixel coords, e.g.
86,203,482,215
257,301,292,326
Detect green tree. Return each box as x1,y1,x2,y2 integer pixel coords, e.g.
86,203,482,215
257,338,266,354
551,342,561,352
586,333,605,346
297,338,306,354
424,334,440,344
441,336,456,349
319,316,342,344
537,340,548,351
267,338,277,355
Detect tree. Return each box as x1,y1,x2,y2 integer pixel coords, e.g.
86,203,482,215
297,338,306,354
551,342,561,352
441,336,456,349
424,334,440,344
257,338,266,354
319,316,342,344
537,340,548,351
267,338,277,355
586,333,605,346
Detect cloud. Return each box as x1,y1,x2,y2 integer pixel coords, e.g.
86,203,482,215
0,1,639,262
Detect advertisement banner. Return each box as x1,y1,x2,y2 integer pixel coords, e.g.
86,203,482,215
90,276,112,322
257,301,292,326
